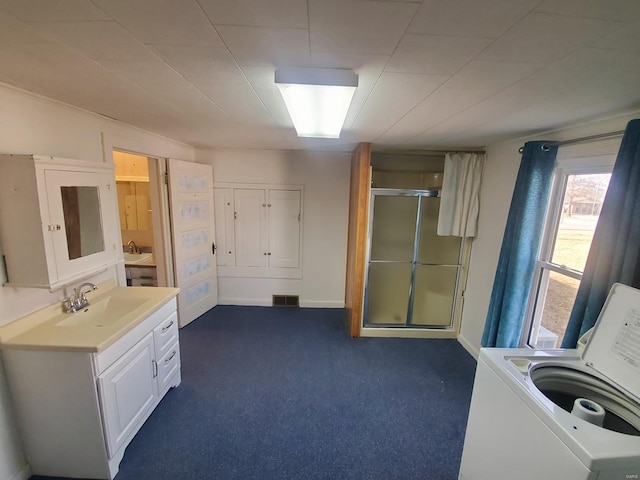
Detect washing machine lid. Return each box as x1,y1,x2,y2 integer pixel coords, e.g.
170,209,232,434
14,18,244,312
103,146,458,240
582,283,640,400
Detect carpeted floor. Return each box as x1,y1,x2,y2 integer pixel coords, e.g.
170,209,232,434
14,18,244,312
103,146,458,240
33,306,477,480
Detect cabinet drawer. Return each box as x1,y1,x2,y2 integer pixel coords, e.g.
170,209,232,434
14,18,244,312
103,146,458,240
153,311,178,357
156,342,180,397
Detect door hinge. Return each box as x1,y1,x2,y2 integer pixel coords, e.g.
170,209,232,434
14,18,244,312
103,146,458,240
164,172,168,185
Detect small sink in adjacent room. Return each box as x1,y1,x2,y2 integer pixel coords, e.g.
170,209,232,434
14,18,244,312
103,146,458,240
123,252,153,265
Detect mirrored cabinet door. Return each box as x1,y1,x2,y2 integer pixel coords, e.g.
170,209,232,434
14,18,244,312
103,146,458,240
45,169,113,281
0,154,119,290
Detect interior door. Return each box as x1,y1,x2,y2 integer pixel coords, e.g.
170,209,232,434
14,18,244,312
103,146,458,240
167,159,218,327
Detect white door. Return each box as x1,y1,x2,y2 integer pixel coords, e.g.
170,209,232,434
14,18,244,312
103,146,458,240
268,189,301,268
167,159,218,327
233,188,267,267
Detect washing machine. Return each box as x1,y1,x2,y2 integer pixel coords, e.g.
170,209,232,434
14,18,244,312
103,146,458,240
459,283,640,480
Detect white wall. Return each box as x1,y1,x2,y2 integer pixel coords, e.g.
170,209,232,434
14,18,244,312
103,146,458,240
196,148,351,308
0,83,194,480
458,111,640,359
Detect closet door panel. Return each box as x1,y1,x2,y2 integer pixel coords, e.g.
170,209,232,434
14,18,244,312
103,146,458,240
234,189,266,267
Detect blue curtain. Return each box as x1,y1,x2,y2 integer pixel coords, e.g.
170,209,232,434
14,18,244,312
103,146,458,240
562,119,640,347
482,141,558,348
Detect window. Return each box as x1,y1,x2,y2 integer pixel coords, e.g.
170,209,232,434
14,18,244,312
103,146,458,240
524,156,613,348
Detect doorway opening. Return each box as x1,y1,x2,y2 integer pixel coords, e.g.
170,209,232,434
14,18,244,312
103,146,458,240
113,151,172,287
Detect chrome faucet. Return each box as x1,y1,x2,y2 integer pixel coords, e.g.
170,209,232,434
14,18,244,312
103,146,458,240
63,282,98,313
127,240,140,254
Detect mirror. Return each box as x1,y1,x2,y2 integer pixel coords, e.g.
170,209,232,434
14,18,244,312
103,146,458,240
61,186,105,260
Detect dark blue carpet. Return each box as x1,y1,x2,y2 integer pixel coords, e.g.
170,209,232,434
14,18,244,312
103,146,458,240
32,306,477,480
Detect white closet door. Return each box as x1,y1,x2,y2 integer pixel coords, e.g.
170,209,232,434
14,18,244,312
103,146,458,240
167,159,218,328
268,189,301,268
234,189,267,267
213,187,235,267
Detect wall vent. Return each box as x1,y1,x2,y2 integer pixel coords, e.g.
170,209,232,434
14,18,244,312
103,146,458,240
272,295,299,307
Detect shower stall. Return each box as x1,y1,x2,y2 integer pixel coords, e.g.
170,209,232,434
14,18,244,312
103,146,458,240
364,189,465,331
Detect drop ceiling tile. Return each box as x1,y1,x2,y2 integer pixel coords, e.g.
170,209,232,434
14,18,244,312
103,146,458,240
534,0,640,22
97,60,226,117
427,74,564,134
380,87,490,141
0,13,55,43
351,72,448,138
241,65,293,127
148,44,230,64
198,0,308,28
177,65,275,126
409,0,540,38
91,0,224,46
442,59,541,94
32,21,157,61
309,0,418,55
0,0,109,21
147,45,276,126
591,22,640,52
216,26,310,66
478,12,621,64
386,34,493,74
0,43,182,129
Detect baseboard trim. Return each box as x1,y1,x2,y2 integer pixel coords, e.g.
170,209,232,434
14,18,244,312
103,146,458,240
457,334,480,360
9,463,31,480
360,327,457,339
218,298,344,308
218,298,272,307
299,300,344,308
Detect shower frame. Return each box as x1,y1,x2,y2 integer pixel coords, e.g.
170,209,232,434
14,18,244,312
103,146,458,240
362,188,470,334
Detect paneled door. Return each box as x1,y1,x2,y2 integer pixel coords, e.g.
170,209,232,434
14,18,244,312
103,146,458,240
167,159,218,327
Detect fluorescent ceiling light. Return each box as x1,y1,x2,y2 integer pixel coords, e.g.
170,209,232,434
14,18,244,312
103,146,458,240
275,67,358,139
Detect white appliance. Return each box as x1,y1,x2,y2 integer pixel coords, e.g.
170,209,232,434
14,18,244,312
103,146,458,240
459,283,640,480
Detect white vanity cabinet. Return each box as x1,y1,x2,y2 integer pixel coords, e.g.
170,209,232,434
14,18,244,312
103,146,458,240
0,154,120,290
1,297,181,480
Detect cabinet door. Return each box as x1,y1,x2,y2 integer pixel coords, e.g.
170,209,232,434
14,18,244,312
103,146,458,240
234,189,267,267
44,169,117,283
98,333,157,458
268,190,301,268
213,187,235,267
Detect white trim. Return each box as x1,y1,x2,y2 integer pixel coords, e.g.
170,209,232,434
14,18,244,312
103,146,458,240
218,298,272,307
457,334,480,360
360,327,457,339
217,298,343,308
299,300,344,308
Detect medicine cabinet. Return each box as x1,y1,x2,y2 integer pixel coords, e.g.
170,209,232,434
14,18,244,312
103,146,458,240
0,154,120,290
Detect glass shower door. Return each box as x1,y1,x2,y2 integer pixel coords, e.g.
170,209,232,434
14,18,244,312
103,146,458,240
366,193,417,325
411,197,461,327
364,190,462,329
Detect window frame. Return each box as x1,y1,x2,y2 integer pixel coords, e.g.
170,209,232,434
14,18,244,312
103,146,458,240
521,155,615,348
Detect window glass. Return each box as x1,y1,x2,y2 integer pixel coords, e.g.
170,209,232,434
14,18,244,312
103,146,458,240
526,165,612,349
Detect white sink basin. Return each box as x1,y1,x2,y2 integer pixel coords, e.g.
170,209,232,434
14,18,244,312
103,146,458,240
55,296,148,328
123,252,153,264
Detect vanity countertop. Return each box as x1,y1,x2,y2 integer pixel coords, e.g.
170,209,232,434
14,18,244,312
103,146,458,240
0,280,179,353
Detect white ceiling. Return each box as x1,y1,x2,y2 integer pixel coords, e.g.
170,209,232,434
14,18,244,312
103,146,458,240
1,0,639,152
